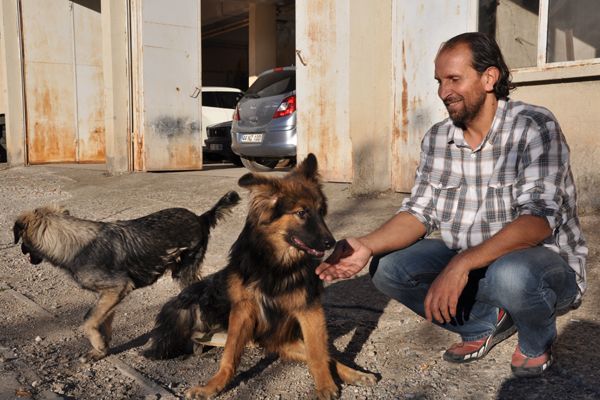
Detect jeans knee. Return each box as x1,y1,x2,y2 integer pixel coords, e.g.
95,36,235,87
369,255,394,292
369,255,396,294
369,253,419,296
480,263,535,308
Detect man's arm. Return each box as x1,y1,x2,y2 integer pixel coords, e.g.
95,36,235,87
424,214,552,323
316,211,427,281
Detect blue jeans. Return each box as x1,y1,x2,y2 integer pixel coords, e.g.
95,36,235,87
370,239,578,357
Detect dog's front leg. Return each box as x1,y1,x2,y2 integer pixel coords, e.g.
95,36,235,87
185,301,255,400
295,305,339,400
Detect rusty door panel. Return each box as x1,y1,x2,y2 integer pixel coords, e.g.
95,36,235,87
296,0,352,183
391,1,472,192
73,1,106,162
21,0,105,164
138,0,203,171
21,0,77,163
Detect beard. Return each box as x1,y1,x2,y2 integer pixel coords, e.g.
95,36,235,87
445,91,486,127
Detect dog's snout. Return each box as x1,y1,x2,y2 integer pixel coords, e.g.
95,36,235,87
323,237,336,250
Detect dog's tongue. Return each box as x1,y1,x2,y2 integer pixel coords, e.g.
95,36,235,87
292,237,324,258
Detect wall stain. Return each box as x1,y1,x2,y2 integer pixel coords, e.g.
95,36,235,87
152,116,200,138
401,40,409,143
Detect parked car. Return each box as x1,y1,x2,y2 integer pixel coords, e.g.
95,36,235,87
204,120,242,166
201,87,243,154
231,66,296,171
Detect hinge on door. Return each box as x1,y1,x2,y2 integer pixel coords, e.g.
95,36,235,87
190,87,201,98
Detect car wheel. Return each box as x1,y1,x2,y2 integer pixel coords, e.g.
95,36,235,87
240,157,280,172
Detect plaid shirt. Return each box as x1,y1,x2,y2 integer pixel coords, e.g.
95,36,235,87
399,99,587,298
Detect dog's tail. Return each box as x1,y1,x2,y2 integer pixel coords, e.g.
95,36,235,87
145,281,203,359
174,191,240,287
199,190,241,228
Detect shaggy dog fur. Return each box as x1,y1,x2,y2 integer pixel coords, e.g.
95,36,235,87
147,154,377,399
13,191,240,362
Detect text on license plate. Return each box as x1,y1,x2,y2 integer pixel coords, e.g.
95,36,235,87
240,133,263,143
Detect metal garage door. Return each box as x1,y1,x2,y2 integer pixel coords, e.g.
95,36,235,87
20,0,105,164
133,0,203,171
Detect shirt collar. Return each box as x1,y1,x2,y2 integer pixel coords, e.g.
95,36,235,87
446,99,509,150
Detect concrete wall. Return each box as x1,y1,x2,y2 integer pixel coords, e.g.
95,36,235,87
248,3,276,85
512,80,600,213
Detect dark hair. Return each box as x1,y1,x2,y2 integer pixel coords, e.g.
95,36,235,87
440,32,515,100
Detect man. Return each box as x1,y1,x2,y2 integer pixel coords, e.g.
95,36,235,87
316,32,587,377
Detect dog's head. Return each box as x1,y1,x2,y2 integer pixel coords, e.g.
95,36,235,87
238,154,335,261
13,205,70,265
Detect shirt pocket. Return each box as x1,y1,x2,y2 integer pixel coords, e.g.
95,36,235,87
429,175,462,223
485,179,517,223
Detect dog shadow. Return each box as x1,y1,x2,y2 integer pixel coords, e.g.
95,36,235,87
323,274,390,372
110,332,152,356
497,319,600,399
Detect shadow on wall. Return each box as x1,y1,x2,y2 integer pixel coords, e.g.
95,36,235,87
497,319,600,399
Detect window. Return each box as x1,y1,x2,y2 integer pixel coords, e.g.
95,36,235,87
202,91,243,108
479,0,600,70
246,70,295,98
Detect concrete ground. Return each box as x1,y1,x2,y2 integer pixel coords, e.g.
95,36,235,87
0,161,598,399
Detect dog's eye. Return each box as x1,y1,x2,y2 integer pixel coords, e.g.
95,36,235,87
296,209,308,219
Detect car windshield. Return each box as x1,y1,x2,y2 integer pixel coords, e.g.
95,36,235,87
202,91,243,108
246,70,295,98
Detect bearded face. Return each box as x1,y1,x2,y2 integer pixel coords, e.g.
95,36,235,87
435,44,493,127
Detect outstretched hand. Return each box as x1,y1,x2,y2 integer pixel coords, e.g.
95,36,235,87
315,237,372,281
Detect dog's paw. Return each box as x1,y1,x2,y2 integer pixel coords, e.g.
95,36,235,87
314,385,340,400
349,370,378,386
184,385,215,400
78,349,107,363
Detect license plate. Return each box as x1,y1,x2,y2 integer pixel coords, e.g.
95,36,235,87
209,144,223,151
240,133,263,143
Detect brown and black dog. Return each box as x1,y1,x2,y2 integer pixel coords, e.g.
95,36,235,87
147,154,377,399
12,191,240,362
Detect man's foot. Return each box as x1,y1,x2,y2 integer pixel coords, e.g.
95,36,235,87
443,308,516,363
511,345,553,377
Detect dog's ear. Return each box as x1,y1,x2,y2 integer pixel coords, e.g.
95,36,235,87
238,173,279,190
293,153,319,181
13,220,25,244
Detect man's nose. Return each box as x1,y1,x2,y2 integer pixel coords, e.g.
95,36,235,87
438,83,450,100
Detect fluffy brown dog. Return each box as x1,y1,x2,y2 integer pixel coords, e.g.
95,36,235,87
147,154,377,399
13,191,240,362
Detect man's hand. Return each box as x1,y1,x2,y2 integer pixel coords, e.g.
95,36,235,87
424,254,470,324
315,238,372,281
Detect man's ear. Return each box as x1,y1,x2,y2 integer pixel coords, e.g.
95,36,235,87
483,66,500,93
